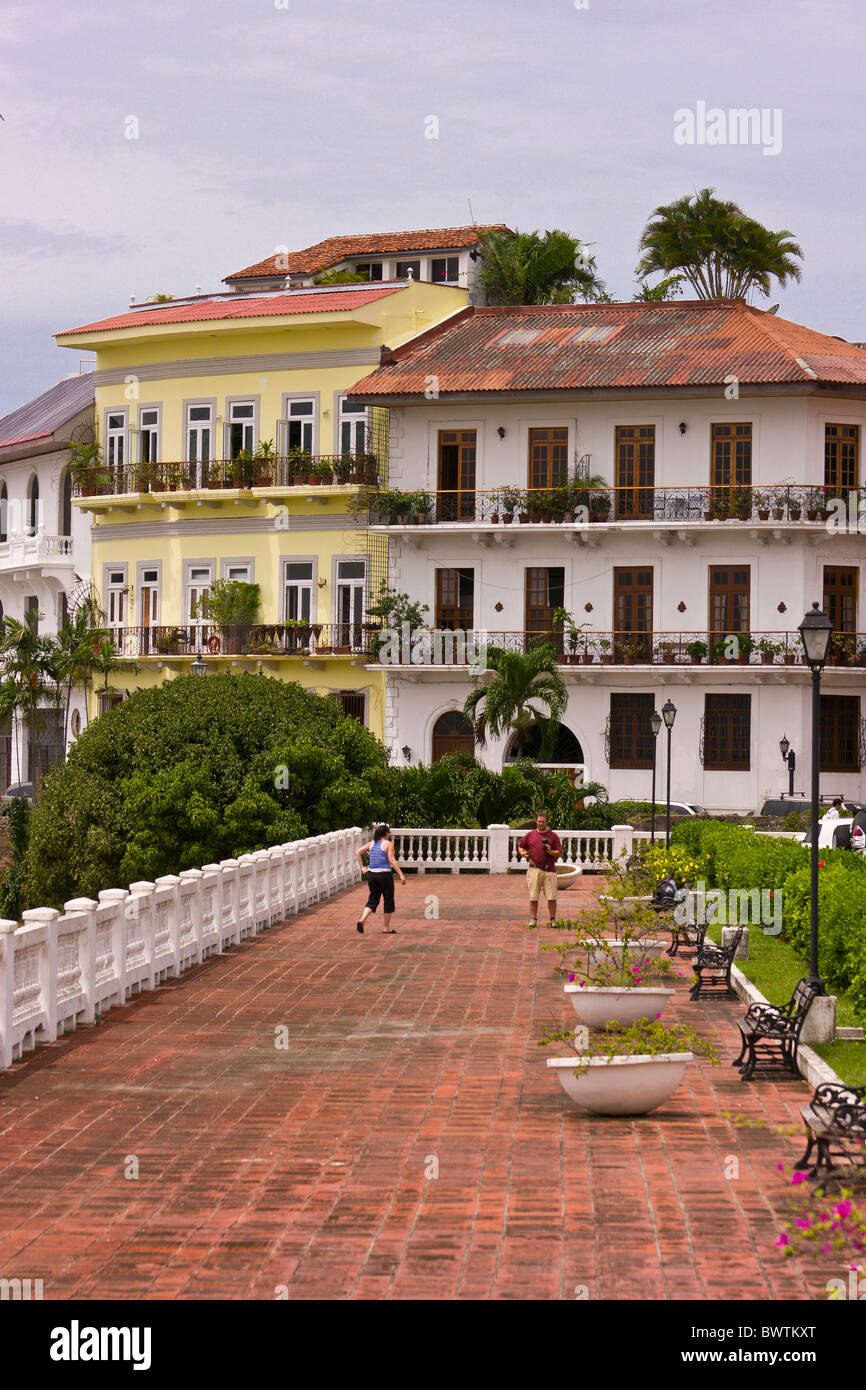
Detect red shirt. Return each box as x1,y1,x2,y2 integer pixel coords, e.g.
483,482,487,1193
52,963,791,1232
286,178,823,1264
519,828,562,872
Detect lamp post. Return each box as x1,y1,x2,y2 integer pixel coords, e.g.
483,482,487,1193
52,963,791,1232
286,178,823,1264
779,733,795,797
798,602,833,994
662,700,677,847
649,709,662,843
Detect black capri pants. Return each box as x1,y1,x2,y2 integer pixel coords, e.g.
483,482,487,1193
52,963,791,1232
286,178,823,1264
365,870,395,914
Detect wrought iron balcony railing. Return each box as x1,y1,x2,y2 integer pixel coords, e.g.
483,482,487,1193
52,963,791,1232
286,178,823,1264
108,621,375,659
361,483,858,527
71,454,379,498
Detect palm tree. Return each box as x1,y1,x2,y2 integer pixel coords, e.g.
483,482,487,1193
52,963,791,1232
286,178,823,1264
47,601,110,742
0,609,52,785
476,227,608,305
636,188,803,301
463,645,568,760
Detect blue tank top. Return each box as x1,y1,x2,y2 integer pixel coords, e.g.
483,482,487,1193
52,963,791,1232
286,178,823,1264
369,839,391,871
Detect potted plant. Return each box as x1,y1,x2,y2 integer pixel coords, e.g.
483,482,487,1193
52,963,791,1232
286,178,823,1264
549,484,572,522
589,486,612,522
788,493,802,520
830,632,856,666
192,579,261,654
755,491,770,521
856,644,866,668
289,446,311,486
308,460,323,485
686,638,708,664
282,618,313,653
758,636,780,665
541,1016,719,1116
68,441,111,496
734,632,755,664
155,627,181,656
552,607,585,664
596,636,613,665
501,486,523,524
657,639,677,665
488,489,502,525
408,490,431,524
252,439,276,486
732,487,753,521
316,459,334,486
771,493,785,521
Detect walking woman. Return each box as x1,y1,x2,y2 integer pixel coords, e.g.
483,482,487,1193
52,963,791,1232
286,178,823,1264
355,824,406,934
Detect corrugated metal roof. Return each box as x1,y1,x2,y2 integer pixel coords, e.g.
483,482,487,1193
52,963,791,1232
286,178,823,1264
0,374,94,449
347,301,866,396
57,285,403,338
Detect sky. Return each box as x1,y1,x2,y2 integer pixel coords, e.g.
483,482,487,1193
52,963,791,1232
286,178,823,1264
1,0,864,415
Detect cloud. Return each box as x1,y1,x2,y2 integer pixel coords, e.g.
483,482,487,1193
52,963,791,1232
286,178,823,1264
0,218,129,259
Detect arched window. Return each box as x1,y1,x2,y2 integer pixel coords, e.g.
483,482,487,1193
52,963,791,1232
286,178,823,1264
0,480,7,543
71,709,81,738
61,470,72,537
26,474,39,537
431,710,474,763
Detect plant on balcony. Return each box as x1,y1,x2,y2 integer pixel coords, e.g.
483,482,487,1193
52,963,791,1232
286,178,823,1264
617,636,647,665
757,636,781,664
657,639,678,665
407,490,431,524
830,632,856,666
713,633,754,664
771,494,785,521
368,582,430,647
155,627,181,656
500,486,525,523
192,580,261,655
685,638,708,664
732,487,753,520
68,441,111,495
754,490,770,521
548,484,573,522
552,608,589,663
288,446,312,485
252,439,276,486
595,636,613,665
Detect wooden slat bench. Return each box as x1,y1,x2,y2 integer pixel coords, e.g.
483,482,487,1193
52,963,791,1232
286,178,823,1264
732,977,818,1081
795,1081,866,1179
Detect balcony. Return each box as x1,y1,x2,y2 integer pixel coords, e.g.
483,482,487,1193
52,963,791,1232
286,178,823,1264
109,622,376,660
363,484,856,532
71,454,380,504
0,532,74,576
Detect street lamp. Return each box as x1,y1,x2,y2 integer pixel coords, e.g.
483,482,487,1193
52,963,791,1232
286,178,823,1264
649,709,662,843
190,657,207,677
662,700,677,847
798,602,833,994
779,733,795,797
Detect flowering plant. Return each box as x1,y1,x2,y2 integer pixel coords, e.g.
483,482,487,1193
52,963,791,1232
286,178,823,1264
775,1168,866,1296
538,1016,721,1069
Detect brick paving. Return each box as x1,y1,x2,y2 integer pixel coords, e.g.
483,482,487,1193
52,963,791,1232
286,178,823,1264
0,873,839,1300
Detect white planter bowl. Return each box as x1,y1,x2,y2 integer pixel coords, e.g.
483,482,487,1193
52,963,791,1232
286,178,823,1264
599,895,652,918
555,864,583,891
546,1052,693,1115
588,937,667,965
564,984,675,1027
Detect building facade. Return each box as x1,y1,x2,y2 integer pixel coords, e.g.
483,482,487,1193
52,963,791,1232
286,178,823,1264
56,279,467,731
0,374,94,786
349,300,866,811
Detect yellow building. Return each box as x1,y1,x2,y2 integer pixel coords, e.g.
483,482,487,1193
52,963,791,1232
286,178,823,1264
56,279,467,735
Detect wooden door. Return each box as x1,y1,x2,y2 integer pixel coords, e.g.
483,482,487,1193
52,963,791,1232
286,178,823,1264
615,426,655,519
438,430,476,520
613,567,653,661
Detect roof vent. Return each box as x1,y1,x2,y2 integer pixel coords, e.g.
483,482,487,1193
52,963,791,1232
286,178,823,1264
495,327,543,346
567,324,621,345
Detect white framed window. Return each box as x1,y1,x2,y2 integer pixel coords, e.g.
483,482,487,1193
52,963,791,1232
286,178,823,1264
278,397,316,455
138,407,160,463
338,397,369,455
431,256,459,283
335,559,366,637
186,563,214,625
105,567,127,630
284,561,314,623
227,401,255,459
395,259,421,280
354,262,383,281
222,560,252,583
106,411,127,477
186,403,213,476
139,566,159,628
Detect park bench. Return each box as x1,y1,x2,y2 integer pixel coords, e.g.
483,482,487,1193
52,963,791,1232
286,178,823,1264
795,1081,866,1180
732,977,818,1081
689,925,744,1000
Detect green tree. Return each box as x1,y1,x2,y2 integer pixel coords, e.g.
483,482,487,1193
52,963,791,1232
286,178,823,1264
0,609,52,784
476,227,608,305
636,188,803,301
463,645,568,760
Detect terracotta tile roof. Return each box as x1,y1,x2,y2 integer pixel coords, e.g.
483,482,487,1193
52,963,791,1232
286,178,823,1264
224,225,510,281
347,301,866,397
56,286,403,338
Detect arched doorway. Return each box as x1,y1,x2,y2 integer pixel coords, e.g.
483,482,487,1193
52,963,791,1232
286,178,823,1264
505,722,584,765
0,480,7,542
26,474,39,537
60,471,72,537
431,710,474,762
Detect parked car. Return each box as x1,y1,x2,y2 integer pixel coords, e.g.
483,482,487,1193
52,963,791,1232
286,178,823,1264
756,795,849,819
0,782,33,813
800,807,866,852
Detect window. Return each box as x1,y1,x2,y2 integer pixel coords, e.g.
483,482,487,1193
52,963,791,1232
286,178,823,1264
528,427,568,490
435,569,474,628
186,564,214,624
25,595,39,634
615,426,655,520
58,592,68,628
333,692,366,724
0,480,6,542
140,567,159,629
60,470,72,536
708,566,750,658
279,398,315,455
105,569,126,630
227,401,255,459
431,256,459,284
139,407,160,463
613,567,653,662
820,695,861,772
354,262,383,281
825,424,859,494
186,404,213,477
438,429,476,520
284,561,314,623
222,561,252,583
525,567,565,638
608,694,655,769
336,560,365,641
338,397,368,455
711,422,752,489
823,565,858,633
395,260,421,279
106,411,127,478
703,694,751,770
25,474,39,537
432,710,474,762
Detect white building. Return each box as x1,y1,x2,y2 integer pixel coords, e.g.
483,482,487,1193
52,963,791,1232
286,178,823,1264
222,224,511,298
0,374,94,787
349,299,866,812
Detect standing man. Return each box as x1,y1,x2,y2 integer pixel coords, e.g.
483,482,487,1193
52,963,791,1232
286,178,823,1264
517,810,562,925
822,798,845,822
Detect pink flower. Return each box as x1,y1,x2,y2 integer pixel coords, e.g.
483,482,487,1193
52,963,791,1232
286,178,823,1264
795,1216,811,1229
835,1199,852,1219
775,1233,789,1247
777,1162,785,1172
790,1170,807,1186
568,973,575,982
655,1013,662,1019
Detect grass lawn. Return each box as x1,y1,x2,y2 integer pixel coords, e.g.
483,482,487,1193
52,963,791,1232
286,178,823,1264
705,921,866,1085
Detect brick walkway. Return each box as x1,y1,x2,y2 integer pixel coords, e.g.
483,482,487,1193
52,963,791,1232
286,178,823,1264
0,873,837,1300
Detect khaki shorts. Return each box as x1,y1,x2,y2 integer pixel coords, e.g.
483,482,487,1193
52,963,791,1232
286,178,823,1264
527,867,558,902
